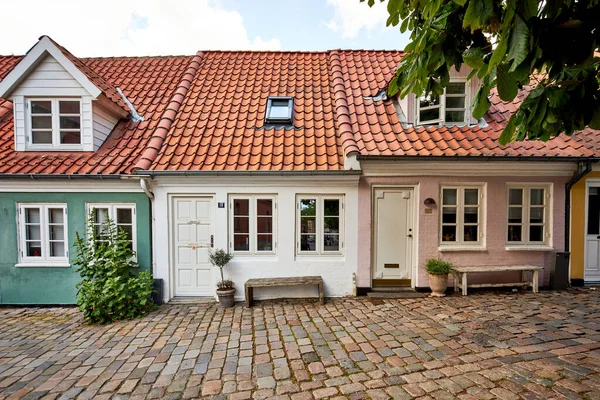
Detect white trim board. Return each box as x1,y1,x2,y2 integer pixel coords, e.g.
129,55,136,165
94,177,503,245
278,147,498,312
151,175,361,187
0,180,143,192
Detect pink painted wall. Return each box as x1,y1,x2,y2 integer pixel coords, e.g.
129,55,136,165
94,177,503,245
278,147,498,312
358,175,568,288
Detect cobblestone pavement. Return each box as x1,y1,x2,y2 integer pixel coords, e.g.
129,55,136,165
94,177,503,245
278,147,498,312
2,291,600,400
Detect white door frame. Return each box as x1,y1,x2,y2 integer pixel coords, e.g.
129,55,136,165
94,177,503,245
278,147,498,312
169,194,216,297
585,179,600,282
371,185,420,288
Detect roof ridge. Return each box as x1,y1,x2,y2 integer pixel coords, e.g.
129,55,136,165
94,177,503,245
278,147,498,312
329,50,360,157
133,52,203,171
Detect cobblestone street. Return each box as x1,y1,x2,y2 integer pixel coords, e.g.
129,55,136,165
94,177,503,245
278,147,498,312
2,291,600,399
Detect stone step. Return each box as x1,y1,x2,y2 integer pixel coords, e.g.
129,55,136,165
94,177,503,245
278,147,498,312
168,296,216,305
371,287,415,292
367,291,428,299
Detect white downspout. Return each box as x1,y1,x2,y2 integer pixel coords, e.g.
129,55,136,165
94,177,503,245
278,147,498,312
140,178,157,284
140,177,154,200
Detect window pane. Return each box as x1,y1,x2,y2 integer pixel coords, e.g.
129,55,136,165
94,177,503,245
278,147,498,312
27,242,42,257
32,131,52,144
27,225,41,241
464,189,479,205
588,189,600,235
94,208,109,223
116,208,133,224
59,101,80,114
257,199,273,216
59,116,80,130
419,107,440,123
269,100,291,119
508,207,522,223
49,208,64,224
300,199,316,216
324,217,339,233
257,235,273,251
419,93,440,107
442,207,457,223
529,225,544,241
50,242,65,257
234,216,249,233
442,189,457,205
117,225,133,241
442,225,456,242
508,225,522,242
32,116,52,129
26,208,41,223
50,225,64,241
445,111,465,123
447,83,466,94
300,234,316,251
324,234,339,251
234,235,249,251
234,199,249,216
509,189,523,205
446,97,465,108
60,131,81,144
301,217,316,234
324,199,340,216
31,101,52,114
257,216,272,234
530,207,544,224
464,225,478,242
464,207,478,223
530,189,544,205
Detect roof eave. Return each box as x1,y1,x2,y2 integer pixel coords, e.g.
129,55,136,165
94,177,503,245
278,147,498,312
357,155,600,163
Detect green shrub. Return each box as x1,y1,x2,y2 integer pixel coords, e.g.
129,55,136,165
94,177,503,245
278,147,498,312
74,210,156,324
425,258,453,275
208,249,234,290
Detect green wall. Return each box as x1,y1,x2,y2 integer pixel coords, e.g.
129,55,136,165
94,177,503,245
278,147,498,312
0,192,151,304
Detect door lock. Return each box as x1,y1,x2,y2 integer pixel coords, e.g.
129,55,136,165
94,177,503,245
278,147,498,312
407,228,413,238
211,235,214,248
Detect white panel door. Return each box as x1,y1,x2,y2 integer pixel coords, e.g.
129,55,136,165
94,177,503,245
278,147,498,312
585,186,600,281
174,197,214,296
374,188,415,281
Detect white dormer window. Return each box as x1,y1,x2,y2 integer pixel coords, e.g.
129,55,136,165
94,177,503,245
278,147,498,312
416,81,467,126
27,99,82,147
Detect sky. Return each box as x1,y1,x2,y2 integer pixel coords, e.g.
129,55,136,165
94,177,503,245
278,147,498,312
0,0,410,57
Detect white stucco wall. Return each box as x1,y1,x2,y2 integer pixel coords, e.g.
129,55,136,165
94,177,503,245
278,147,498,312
151,175,360,302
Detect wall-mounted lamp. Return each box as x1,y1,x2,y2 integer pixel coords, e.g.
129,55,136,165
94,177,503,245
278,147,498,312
423,198,436,207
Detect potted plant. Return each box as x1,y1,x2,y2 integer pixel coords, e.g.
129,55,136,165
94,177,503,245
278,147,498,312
209,249,235,308
426,258,453,297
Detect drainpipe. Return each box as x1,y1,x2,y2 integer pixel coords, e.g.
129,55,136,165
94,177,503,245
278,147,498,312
140,178,157,285
140,178,154,200
565,161,593,252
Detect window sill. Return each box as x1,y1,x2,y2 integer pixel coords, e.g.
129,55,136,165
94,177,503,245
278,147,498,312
295,255,345,262
438,246,487,252
505,246,553,252
15,262,71,268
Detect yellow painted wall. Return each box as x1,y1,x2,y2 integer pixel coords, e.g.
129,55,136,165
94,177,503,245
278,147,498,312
571,172,600,280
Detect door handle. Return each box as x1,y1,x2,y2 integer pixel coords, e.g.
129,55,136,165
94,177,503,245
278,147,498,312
211,235,214,248
597,235,600,239
407,234,413,238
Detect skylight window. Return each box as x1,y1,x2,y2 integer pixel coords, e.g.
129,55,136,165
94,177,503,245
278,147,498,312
265,97,293,124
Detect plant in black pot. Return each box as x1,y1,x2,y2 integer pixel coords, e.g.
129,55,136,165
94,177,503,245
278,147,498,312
209,248,235,308
425,258,453,297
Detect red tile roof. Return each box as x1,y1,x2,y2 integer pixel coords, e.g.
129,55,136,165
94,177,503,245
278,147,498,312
0,45,597,177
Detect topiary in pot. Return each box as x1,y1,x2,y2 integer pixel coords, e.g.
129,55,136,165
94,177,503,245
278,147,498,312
209,249,235,308
425,258,453,297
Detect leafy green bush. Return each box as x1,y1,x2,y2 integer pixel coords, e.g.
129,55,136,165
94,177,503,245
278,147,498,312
425,258,453,275
74,210,156,324
208,249,234,290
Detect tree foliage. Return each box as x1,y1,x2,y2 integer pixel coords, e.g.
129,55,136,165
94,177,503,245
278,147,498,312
74,211,156,324
365,0,600,144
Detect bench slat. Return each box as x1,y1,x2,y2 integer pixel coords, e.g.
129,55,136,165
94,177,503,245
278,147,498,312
244,276,324,307
452,265,543,273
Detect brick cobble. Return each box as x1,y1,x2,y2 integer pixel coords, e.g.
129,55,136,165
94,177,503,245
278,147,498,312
2,290,600,399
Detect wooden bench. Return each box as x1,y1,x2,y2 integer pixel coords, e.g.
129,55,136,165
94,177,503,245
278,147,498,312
451,265,543,296
244,276,324,307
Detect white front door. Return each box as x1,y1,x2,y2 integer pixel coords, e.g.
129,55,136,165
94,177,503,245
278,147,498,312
173,197,214,296
585,186,600,281
374,188,415,282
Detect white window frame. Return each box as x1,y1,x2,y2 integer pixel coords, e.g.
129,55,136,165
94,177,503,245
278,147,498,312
439,185,485,249
87,203,137,260
296,195,345,256
229,195,277,255
26,98,83,149
416,79,468,126
506,184,552,248
17,203,69,267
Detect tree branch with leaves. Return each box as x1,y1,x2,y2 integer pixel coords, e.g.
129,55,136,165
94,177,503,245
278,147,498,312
365,0,600,144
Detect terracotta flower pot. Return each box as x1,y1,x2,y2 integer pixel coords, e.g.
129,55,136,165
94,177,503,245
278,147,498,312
216,288,236,308
428,274,448,297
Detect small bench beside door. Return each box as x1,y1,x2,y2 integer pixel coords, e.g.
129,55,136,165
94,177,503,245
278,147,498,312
244,276,324,307
451,265,543,296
